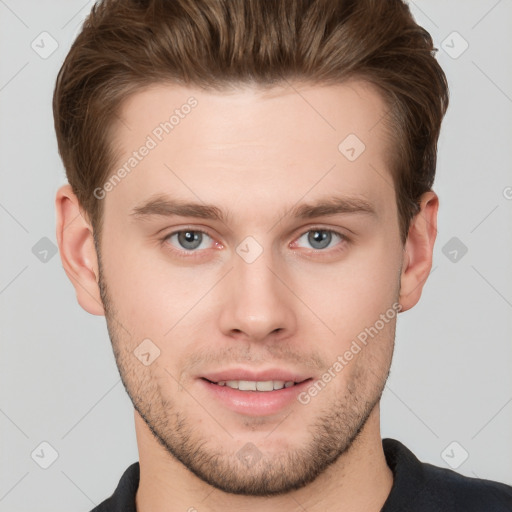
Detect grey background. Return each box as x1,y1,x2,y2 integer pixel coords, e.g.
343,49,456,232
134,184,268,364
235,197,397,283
1,1,511,510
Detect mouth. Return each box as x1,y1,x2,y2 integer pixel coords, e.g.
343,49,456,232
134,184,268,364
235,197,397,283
199,374,314,416
201,377,312,392
198,368,315,415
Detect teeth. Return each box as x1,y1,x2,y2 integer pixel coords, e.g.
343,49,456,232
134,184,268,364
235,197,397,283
219,380,296,391
238,380,257,391
256,381,274,391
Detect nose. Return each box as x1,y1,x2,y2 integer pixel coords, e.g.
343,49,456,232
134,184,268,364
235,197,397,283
217,247,298,343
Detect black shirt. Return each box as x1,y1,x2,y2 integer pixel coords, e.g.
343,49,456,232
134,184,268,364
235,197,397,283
90,438,512,511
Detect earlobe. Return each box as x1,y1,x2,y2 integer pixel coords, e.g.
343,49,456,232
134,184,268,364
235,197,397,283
55,184,105,316
399,191,439,312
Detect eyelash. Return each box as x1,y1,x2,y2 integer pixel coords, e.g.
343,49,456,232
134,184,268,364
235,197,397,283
161,228,219,259
160,227,349,258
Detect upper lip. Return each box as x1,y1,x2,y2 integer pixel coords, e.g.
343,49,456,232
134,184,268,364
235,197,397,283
201,368,312,383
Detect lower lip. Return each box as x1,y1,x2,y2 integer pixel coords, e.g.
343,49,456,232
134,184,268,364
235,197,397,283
199,379,312,416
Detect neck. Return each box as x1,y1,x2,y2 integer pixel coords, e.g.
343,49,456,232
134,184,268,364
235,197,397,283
134,405,393,512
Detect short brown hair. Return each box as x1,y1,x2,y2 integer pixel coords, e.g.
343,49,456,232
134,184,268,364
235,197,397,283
53,0,448,243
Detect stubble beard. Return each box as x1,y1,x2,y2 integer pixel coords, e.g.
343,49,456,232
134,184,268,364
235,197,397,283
97,261,394,496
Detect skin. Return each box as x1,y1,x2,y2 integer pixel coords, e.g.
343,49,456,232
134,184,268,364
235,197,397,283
56,81,438,511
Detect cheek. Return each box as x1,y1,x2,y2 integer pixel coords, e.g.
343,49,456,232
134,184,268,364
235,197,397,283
101,236,222,341
288,238,401,336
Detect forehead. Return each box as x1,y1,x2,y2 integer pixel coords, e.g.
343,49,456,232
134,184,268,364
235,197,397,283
105,80,395,223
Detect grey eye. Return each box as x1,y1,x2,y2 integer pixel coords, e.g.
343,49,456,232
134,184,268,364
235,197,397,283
178,231,203,250
295,229,343,250
307,230,332,249
167,230,213,251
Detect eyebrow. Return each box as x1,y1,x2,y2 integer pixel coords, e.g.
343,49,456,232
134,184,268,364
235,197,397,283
130,195,225,222
290,196,376,219
129,194,376,223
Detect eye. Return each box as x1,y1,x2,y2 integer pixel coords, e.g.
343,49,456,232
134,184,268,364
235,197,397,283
165,230,214,251
294,229,345,250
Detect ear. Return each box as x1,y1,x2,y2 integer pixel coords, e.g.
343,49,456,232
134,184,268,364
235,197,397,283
55,184,105,316
399,191,438,312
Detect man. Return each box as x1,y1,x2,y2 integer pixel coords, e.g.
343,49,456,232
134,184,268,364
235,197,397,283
53,0,512,510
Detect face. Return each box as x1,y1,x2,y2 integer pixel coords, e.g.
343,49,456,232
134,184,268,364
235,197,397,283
95,81,404,495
